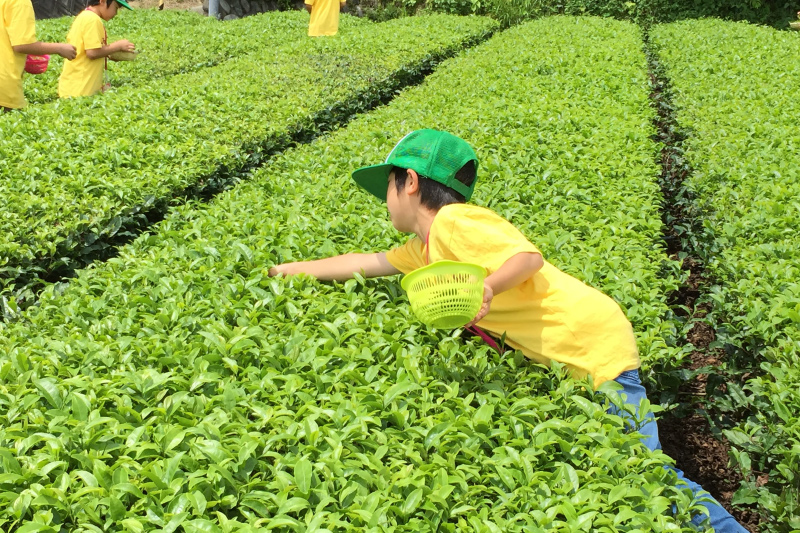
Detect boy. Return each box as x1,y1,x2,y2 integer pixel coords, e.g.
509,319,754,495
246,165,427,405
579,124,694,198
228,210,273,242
304,0,346,37
270,129,748,532
1,0,76,110
58,0,135,99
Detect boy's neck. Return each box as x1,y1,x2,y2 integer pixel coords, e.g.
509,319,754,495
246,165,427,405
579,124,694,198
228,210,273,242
413,206,440,244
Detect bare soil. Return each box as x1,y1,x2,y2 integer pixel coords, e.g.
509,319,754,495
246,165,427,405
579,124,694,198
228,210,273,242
658,260,761,532
660,413,761,532
647,44,764,532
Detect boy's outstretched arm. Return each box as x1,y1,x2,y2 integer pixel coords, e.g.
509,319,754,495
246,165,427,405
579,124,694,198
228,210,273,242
269,252,400,281
12,41,76,60
466,252,543,328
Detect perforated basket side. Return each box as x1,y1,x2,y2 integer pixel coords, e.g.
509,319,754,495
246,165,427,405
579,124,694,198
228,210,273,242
407,271,483,328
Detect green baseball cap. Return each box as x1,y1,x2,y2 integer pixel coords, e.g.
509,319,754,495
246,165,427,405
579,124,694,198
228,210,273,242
352,129,479,202
116,0,133,10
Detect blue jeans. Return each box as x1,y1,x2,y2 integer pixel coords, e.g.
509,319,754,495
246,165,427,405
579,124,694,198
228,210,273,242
609,370,749,532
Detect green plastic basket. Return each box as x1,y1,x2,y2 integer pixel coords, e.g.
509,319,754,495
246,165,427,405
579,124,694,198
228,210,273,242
400,260,486,329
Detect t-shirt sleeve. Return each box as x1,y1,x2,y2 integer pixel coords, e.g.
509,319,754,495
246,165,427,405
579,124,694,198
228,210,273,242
385,237,426,274
83,17,105,50
8,0,37,47
433,207,540,275
305,0,314,5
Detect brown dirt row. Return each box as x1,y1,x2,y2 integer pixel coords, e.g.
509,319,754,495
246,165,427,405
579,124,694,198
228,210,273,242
646,39,761,532
658,277,761,532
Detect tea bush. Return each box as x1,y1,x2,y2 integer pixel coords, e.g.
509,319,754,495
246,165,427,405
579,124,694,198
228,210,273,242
651,18,800,531
0,14,497,309
0,17,706,532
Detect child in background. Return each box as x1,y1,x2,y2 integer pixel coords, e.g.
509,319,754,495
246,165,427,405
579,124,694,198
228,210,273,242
58,0,135,99
270,129,750,533
304,0,346,37
0,0,75,111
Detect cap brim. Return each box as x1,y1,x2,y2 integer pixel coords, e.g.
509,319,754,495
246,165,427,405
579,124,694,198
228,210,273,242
351,162,393,202
116,0,133,10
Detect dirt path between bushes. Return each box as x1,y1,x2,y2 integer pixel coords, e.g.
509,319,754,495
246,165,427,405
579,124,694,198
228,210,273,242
657,282,761,532
646,34,762,532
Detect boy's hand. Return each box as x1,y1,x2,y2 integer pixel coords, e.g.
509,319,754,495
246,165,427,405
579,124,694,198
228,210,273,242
57,44,77,60
114,40,135,53
268,264,289,277
465,281,494,328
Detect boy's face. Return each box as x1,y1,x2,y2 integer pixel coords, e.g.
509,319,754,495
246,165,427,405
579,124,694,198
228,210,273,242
386,172,411,233
98,0,119,20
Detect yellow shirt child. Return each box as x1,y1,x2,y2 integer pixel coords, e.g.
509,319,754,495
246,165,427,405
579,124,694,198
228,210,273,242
1,0,75,109
270,129,640,386
267,129,750,532
58,0,134,99
385,203,640,385
304,0,346,37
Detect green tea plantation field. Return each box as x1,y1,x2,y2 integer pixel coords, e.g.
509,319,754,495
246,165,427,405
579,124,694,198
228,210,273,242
1,7,797,532
0,12,496,307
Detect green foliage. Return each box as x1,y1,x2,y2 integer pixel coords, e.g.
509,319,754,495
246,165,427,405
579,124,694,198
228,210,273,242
359,0,796,27
638,0,796,26
275,0,300,10
27,10,351,105
651,18,800,531
359,0,421,21
0,16,702,531
426,0,477,16
0,13,497,310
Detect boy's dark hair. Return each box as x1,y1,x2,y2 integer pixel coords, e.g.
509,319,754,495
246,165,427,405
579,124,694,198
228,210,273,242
392,161,476,211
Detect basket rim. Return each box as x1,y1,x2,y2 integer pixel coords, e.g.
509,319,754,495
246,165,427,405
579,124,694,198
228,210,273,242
400,260,486,291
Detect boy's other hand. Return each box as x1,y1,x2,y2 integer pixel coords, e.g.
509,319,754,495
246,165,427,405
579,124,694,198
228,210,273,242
114,40,135,53
268,264,288,277
466,281,494,328
57,44,77,60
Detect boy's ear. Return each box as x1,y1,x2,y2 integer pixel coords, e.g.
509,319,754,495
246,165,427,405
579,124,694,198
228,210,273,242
405,169,421,195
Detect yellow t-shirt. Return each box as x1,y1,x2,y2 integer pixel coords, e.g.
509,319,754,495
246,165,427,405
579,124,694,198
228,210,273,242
0,0,36,109
386,203,641,386
58,10,105,99
305,0,343,37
